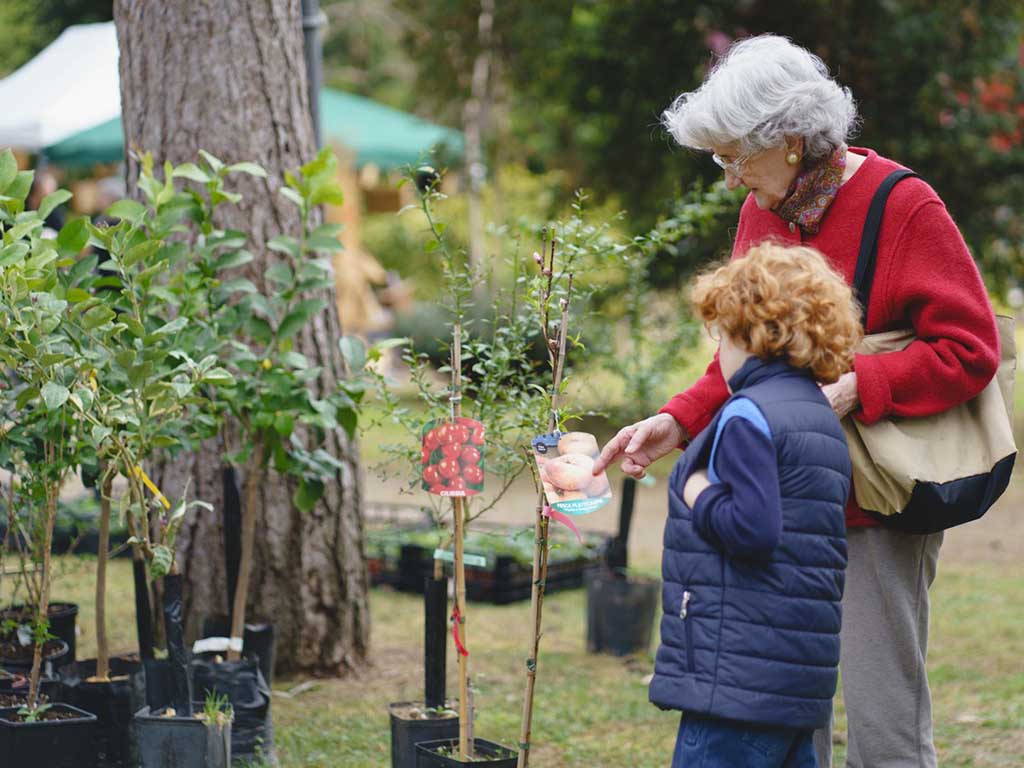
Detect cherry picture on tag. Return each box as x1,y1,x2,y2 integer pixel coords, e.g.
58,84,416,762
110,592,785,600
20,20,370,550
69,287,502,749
532,430,612,514
421,417,485,496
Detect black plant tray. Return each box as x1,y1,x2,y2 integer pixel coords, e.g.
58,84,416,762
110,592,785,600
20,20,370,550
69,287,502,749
394,544,595,605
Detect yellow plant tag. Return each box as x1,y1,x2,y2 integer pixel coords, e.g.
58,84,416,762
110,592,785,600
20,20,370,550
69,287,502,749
135,465,171,510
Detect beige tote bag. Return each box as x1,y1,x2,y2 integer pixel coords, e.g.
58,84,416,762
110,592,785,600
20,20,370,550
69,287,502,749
841,315,1018,531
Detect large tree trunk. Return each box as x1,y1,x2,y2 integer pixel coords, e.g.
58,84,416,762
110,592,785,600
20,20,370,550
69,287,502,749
114,0,369,675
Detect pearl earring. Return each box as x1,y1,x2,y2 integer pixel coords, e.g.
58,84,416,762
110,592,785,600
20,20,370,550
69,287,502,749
786,152,800,166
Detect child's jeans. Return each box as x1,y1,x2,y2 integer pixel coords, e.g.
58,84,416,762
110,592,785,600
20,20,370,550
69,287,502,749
672,713,816,768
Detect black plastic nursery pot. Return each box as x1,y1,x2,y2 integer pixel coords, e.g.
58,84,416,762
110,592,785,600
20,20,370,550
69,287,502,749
0,602,79,662
135,705,232,768
192,657,273,764
585,568,660,656
133,657,177,713
0,637,70,676
415,738,518,767
0,672,62,703
389,701,460,768
60,654,141,767
200,614,277,686
0,703,98,768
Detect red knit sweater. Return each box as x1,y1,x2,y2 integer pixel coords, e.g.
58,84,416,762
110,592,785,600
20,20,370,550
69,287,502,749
660,148,1000,527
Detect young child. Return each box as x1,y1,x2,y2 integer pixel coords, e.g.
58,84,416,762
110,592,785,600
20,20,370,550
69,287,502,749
649,243,863,768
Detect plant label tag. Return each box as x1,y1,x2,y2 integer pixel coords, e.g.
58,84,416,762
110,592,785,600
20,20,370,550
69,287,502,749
433,548,487,568
532,431,612,515
421,417,485,497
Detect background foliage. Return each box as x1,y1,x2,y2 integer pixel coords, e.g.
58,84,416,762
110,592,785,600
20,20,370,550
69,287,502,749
4,1,1020,289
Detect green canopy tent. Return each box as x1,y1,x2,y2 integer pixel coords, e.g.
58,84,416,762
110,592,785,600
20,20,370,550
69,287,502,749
45,87,464,169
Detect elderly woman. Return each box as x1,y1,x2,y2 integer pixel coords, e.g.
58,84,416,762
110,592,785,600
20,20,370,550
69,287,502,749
594,35,1000,767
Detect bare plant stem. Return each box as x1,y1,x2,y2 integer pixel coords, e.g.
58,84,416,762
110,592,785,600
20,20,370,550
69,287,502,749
95,468,113,681
228,440,264,663
518,250,574,767
450,321,473,759
28,445,59,710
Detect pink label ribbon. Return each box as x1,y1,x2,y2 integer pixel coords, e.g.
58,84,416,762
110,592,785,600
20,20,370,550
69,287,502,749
542,505,583,544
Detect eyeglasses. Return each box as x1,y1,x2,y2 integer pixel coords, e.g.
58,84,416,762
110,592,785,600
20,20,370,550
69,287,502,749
711,150,756,177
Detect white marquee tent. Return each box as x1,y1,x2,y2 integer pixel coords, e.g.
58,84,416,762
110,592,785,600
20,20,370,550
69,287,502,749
0,22,121,151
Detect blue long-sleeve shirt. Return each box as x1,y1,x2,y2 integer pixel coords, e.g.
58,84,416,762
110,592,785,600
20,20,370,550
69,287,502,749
691,397,783,558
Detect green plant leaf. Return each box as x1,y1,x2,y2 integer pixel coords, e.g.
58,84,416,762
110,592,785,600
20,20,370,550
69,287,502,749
0,149,17,192
279,351,309,369
5,171,33,205
226,161,268,178
57,217,91,253
41,382,70,410
16,386,39,410
338,406,357,439
293,477,324,513
339,336,367,370
198,150,224,173
8,217,43,241
38,189,72,220
0,242,28,267
310,223,343,239
202,368,235,385
151,545,174,579
214,250,254,270
155,316,188,337
171,163,210,184
105,199,147,223
273,411,294,437
277,298,325,340
279,187,304,208
217,277,257,294
267,235,300,259
265,262,293,287
123,239,161,268
82,305,115,330
306,233,341,252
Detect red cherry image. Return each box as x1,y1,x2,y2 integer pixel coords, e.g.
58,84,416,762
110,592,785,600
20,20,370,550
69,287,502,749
460,445,481,465
421,446,432,465
463,464,484,485
437,457,461,480
423,465,441,484
424,427,443,450
441,443,463,459
447,476,468,492
446,425,469,445
429,483,447,494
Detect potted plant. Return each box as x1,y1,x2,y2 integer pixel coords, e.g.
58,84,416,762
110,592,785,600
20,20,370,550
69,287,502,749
61,151,261,767
370,166,596,767
135,689,232,768
188,147,365,765
0,148,100,768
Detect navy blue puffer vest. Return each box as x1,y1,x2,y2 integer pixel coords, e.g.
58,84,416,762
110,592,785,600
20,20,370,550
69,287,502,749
649,357,851,729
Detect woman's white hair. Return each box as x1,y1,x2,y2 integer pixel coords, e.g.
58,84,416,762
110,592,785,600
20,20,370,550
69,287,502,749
663,35,859,160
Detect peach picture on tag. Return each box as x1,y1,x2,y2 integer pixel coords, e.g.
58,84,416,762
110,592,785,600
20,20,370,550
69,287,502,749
532,431,612,514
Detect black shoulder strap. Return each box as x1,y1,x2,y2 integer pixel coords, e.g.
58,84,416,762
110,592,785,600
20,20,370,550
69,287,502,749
853,169,918,326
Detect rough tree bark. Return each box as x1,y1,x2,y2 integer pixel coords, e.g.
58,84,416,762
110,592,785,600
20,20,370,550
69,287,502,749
114,0,369,675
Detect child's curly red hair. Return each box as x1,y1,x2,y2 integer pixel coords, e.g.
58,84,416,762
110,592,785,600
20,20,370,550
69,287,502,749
691,243,863,384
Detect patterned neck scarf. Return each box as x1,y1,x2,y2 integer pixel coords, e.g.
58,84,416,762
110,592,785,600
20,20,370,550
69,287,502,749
773,147,847,235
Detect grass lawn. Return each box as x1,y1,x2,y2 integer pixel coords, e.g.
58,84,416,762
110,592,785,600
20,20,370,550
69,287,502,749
9,537,1020,767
